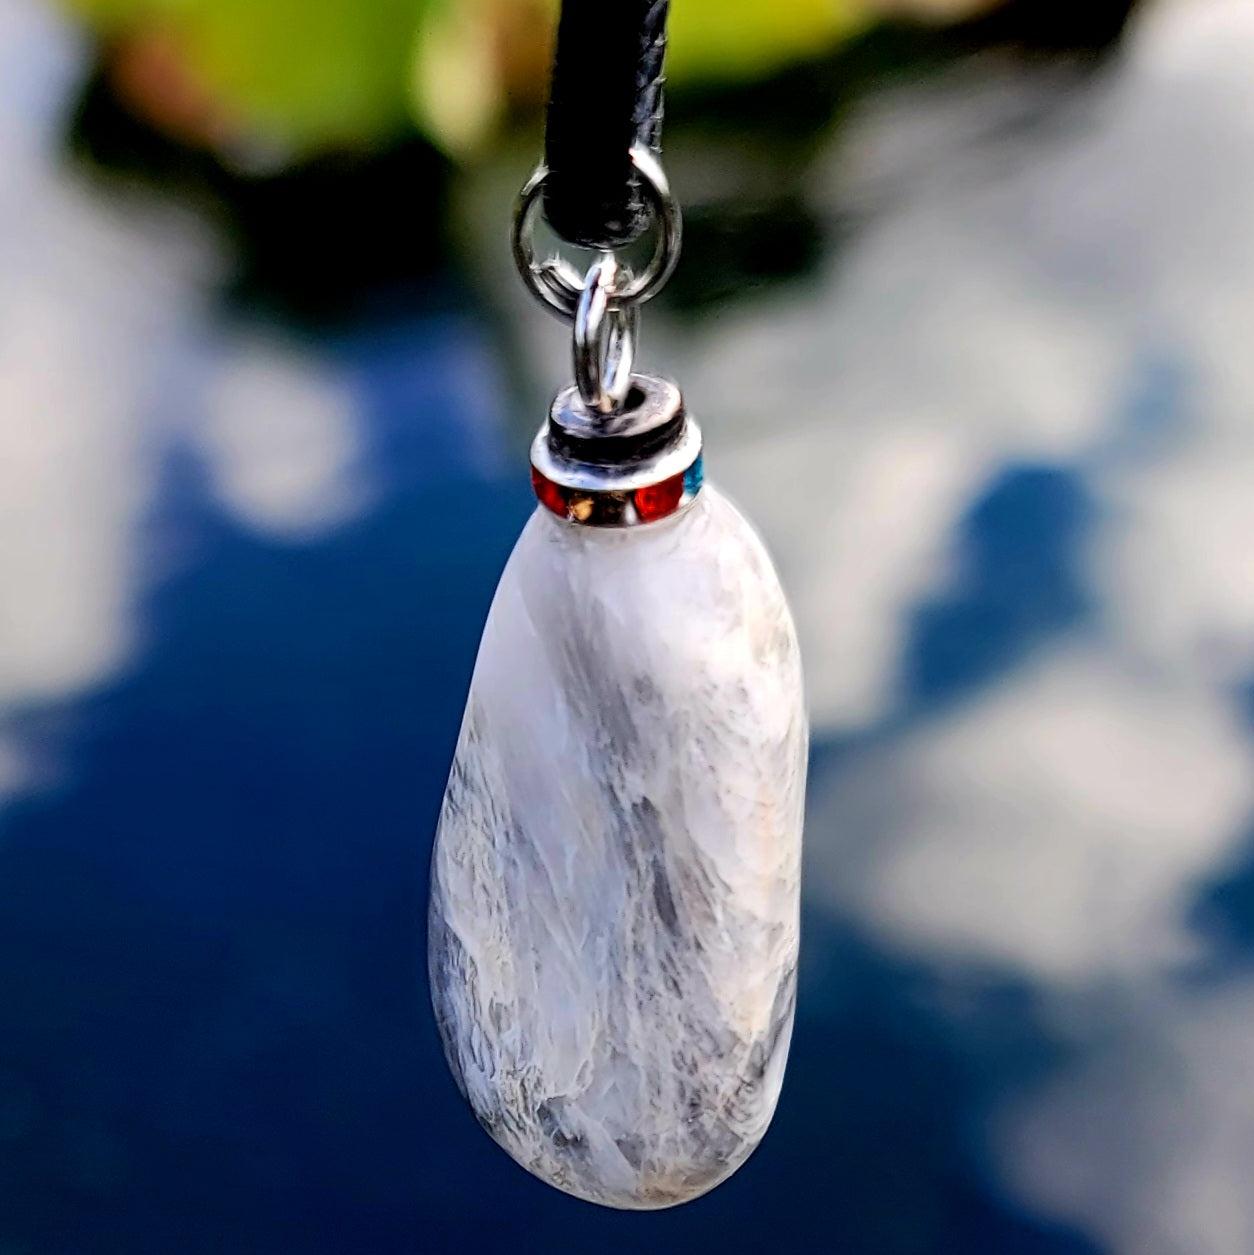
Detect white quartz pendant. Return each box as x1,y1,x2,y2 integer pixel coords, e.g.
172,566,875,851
428,484,807,1209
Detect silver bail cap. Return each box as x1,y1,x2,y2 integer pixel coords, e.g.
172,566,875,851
530,374,703,527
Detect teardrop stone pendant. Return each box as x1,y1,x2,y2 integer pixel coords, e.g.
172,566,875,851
428,378,807,1209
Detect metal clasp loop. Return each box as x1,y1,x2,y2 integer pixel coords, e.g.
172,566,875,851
511,146,681,320
574,256,638,413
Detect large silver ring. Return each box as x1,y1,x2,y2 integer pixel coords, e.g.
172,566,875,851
574,256,638,413
511,145,682,320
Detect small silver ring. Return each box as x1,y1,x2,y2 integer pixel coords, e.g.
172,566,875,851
574,255,638,413
511,145,682,320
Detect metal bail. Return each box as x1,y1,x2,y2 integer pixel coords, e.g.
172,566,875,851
530,374,704,527
574,256,639,415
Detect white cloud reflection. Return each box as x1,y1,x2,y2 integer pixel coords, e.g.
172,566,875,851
808,644,1253,981
0,81,209,717
677,0,1254,972
998,984,1254,1255
682,0,1254,737
0,0,374,802
197,334,369,540
688,86,1125,729
697,0,1254,1249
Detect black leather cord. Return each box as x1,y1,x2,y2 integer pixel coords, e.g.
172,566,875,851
543,0,669,250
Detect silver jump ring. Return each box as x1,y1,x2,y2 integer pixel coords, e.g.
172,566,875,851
574,256,638,413
511,145,682,320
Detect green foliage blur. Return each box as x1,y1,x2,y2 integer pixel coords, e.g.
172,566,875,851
58,0,886,161
64,0,434,153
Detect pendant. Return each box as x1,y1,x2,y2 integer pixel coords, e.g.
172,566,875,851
428,374,808,1208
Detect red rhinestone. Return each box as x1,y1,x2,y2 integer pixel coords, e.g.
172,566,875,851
634,472,685,523
531,466,568,518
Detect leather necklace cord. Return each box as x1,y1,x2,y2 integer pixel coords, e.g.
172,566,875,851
542,0,670,251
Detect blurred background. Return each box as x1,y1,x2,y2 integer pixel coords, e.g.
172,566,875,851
1,0,1253,1250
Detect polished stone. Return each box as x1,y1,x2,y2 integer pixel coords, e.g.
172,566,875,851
429,487,807,1208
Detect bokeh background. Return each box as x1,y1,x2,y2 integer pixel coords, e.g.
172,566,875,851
2,0,1254,1250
